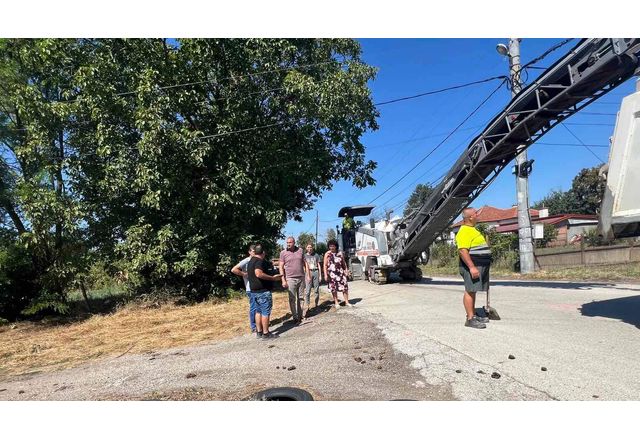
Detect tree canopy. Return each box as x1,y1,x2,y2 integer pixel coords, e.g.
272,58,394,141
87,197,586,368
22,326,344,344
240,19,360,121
0,38,378,318
325,227,336,242
532,166,604,215
404,183,434,217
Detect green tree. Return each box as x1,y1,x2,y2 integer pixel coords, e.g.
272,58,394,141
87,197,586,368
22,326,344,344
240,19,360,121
1,38,379,314
532,189,578,214
297,232,315,249
325,227,337,242
315,242,328,255
0,39,88,316
570,166,605,214
533,166,604,215
404,184,434,217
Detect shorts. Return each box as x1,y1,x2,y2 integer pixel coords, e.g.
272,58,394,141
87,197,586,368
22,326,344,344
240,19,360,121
459,263,490,292
250,290,273,317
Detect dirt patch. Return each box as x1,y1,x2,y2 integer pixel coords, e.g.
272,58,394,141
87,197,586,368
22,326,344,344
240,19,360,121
0,291,302,378
0,308,454,401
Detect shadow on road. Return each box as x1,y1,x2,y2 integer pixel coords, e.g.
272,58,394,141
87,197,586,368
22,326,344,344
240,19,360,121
580,295,640,329
272,299,336,335
418,278,640,291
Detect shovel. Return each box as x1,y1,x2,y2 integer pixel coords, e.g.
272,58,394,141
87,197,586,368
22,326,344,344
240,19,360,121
483,283,501,320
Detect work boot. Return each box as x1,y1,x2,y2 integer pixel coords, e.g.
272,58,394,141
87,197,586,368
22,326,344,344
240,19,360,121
465,318,486,329
473,314,490,324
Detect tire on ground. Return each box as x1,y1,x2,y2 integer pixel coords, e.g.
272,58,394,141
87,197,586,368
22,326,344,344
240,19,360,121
250,387,314,401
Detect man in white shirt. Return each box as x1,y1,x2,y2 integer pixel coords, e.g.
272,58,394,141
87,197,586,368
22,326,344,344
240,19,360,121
231,244,257,332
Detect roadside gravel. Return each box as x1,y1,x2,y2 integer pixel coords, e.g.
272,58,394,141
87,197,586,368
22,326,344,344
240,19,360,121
0,304,454,401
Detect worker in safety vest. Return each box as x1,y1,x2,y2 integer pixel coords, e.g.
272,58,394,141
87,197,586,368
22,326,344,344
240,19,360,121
342,213,355,231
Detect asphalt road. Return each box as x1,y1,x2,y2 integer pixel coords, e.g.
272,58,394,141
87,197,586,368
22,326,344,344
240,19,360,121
347,276,640,400
2,276,638,401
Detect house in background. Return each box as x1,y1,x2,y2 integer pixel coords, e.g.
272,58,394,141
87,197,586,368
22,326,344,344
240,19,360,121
448,206,540,242
495,213,598,247
448,205,598,247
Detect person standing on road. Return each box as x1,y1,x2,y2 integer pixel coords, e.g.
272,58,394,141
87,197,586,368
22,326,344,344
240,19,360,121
231,244,257,333
324,239,351,309
279,236,306,323
456,207,492,329
247,244,282,340
303,243,323,316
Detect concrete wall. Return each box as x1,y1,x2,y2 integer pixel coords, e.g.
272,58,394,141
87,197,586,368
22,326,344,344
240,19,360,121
534,244,640,269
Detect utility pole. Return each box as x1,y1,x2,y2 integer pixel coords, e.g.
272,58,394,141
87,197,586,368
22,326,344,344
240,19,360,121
315,210,319,245
498,38,535,273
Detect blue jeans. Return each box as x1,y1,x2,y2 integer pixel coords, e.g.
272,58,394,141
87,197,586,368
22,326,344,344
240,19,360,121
250,290,273,317
246,290,256,331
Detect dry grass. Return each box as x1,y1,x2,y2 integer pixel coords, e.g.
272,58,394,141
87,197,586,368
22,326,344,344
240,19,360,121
0,291,313,378
422,262,640,282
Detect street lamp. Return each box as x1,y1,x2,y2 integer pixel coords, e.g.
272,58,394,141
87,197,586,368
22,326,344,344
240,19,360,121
496,43,509,57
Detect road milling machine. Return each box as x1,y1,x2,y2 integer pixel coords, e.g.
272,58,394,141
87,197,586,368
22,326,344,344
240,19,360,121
337,39,640,284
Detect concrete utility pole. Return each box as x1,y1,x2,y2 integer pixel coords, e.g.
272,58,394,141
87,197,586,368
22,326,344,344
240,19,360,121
315,210,319,245
500,38,535,273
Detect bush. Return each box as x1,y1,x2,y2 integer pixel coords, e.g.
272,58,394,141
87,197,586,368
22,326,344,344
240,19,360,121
535,224,559,248
429,242,458,267
484,229,518,262
0,241,42,320
584,228,605,247
493,250,519,270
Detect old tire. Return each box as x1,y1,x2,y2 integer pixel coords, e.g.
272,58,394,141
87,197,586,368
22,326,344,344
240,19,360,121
250,387,314,401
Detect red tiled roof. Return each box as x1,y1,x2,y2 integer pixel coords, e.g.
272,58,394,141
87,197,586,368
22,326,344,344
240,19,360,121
536,214,598,225
494,214,598,233
452,205,539,228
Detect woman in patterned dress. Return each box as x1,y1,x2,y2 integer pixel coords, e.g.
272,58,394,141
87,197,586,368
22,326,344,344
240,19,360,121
323,239,352,309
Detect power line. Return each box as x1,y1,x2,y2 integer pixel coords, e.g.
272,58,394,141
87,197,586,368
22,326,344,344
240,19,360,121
353,56,510,208
376,126,483,210
367,78,508,205
55,60,340,104
366,124,486,150
560,123,606,163
579,112,617,116
3,77,514,144
537,142,609,147
373,76,507,106
362,80,488,196
195,121,287,140
521,39,574,70
563,122,615,127
389,170,449,216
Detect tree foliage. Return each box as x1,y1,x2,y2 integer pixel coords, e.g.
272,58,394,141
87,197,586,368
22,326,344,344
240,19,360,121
570,166,605,214
0,38,378,318
325,227,336,242
532,189,578,215
404,183,434,217
296,232,315,249
535,223,558,248
533,166,604,215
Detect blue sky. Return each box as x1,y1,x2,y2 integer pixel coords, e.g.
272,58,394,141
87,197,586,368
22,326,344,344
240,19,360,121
282,38,637,241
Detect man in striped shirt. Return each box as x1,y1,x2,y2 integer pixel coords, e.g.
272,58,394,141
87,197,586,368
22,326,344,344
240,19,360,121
456,208,492,329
